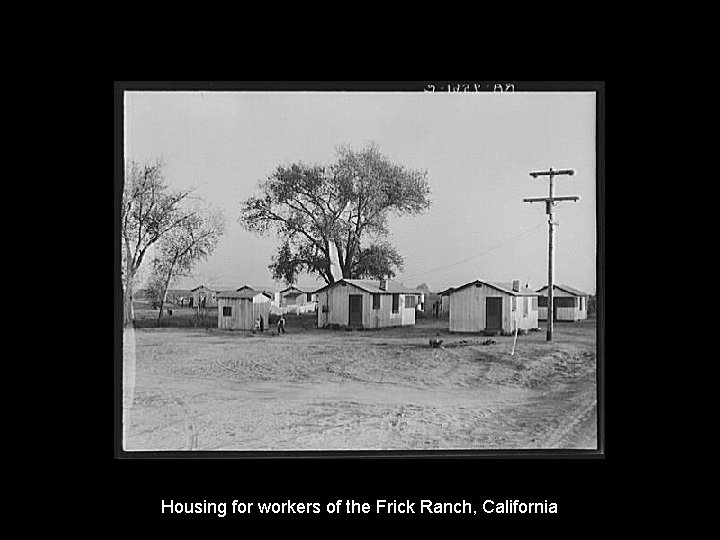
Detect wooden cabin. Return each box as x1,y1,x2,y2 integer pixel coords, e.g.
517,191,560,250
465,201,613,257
190,284,240,308
166,289,192,306
236,284,281,308
216,290,272,330
438,287,454,315
190,284,217,308
279,285,318,314
315,278,422,329
536,284,589,322
448,279,539,334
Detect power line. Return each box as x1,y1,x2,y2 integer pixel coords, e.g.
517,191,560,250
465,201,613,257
399,221,546,282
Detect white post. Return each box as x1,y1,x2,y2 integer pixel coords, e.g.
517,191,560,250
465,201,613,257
510,309,520,356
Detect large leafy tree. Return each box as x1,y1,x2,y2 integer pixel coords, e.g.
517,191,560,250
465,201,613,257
240,143,431,285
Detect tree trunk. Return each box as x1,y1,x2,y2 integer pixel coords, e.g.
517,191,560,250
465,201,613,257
342,242,355,279
157,295,165,322
123,285,134,327
157,258,177,322
123,250,135,327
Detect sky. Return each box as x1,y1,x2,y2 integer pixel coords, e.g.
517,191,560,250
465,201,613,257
124,91,597,294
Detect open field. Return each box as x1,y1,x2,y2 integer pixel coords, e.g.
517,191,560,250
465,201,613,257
122,314,597,451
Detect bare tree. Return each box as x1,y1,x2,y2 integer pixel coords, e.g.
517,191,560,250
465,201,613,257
149,208,226,320
121,159,195,326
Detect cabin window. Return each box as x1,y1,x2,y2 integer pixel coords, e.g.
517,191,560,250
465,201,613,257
222,306,232,317
405,295,417,308
307,293,312,302
392,294,399,313
555,297,576,308
538,296,548,307
373,294,380,309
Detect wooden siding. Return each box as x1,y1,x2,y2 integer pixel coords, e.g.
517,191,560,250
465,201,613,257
537,288,587,321
449,285,538,333
217,294,270,330
538,305,586,321
440,295,450,313
317,283,414,328
192,286,218,308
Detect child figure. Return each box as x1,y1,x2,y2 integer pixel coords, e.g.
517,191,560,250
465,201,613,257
277,314,286,334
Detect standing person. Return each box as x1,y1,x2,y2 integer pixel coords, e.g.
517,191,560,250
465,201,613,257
259,315,264,332
277,314,286,334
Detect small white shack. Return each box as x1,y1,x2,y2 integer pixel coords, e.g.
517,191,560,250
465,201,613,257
236,284,281,308
279,285,318,314
217,290,272,330
536,284,589,322
449,279,539,334
316,278,421,329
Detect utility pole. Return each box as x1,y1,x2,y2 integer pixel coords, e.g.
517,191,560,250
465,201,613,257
524,168,580,341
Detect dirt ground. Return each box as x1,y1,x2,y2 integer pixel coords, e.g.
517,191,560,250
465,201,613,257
122,315,598,451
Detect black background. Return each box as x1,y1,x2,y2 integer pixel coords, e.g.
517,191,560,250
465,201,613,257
113,80,611,530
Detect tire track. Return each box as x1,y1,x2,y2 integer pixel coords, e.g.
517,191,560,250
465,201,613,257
174,397,198,450
538,388,597,449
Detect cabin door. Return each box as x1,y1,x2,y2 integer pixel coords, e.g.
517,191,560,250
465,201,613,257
348,294,363,326
486,297,502,331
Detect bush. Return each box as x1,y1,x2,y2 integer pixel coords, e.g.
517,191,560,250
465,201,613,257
133,313,217,329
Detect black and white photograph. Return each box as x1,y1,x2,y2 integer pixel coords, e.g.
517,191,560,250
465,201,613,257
116,82,603,454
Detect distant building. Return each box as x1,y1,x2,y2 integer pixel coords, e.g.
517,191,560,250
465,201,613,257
236,284,281,307
438,287,454,315
315,278,422,329
279,285,318,314
166,289,192,305
217,290,272,330
448,279,539,334
190,285,218,308
536,284,589,322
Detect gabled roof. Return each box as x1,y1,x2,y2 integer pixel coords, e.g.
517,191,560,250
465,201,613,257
191,284,213,292
315,278,421,295
191,284,237,292
438,287,454,296
236,284,279,295
536,284,589,296
282,290,305,298
450,279,539,297
216,289,273,300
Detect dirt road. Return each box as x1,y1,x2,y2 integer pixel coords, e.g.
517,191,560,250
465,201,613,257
123,318,598,451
